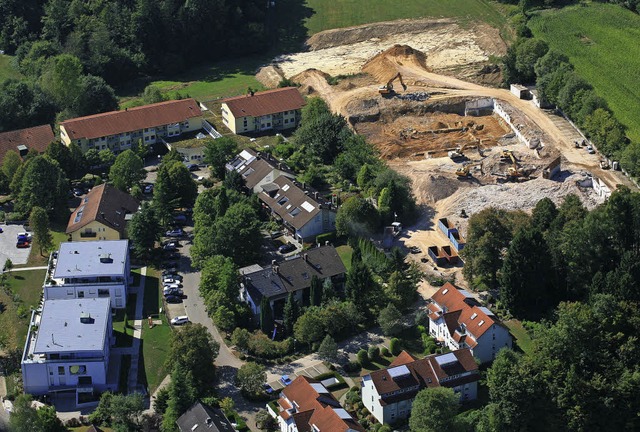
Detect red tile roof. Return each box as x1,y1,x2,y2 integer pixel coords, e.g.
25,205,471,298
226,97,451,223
0,124,54,163
280,376,364,432
61,99,202,140
429,282,500,340
222,87,305,118
368,349,479,403
390,350,417,367
66,183,139,235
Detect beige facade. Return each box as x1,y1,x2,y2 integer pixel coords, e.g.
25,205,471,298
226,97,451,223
68,220,121,242
60,116,203,153
221,103,300,134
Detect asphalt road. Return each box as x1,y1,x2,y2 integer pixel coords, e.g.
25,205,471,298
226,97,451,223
175,231,263,430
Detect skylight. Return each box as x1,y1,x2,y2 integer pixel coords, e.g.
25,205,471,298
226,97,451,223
478,320,485,326
442,288,449,295
470,313,477,320
73,206,85,223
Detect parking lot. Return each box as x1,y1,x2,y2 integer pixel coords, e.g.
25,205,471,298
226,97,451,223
0,224,32,267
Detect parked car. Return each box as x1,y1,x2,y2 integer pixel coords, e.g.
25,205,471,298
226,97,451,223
163,283,181,290
187,164,199,171
162,276,180,284
165,295,182,304
170,316,189,325
280,375,292,386
409,246,421,254
165,228,184,238
16,240,30,248
163,243,178,251
263,383,274,394
270,231,283,239
164,251,180,260
587,145,596,154
162,265,178,272
17,232,32,241
73,187,84,197
163,273,183,281
164,288,183,297
143,184,154,194
173,214,187,225
278,243,296,254
0,227,3,233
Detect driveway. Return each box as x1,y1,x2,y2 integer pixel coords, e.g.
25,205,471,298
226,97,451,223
176,231,266,430
0,224,32,267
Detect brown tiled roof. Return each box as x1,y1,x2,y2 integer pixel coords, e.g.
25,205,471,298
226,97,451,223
390,350,417,367
222,87,305,118
0,124,54,163
430,282,500,340
280,376,364,432
66,183,139,235
368,349,479,403
259,176,330,230
61,99,202,140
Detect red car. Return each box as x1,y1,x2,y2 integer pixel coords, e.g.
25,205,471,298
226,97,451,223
16,240,30,248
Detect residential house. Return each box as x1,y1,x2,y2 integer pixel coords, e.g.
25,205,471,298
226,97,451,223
176,401,236,432
0,124,54,164
21,298,115,402
59,99,203,153
427,283,512,364
226,148,295,193
43,240,131,309
239,245,346,318
268,375,364,432
258,175,336,241
362,349,480,425
66,184,139,241
221,87,305,134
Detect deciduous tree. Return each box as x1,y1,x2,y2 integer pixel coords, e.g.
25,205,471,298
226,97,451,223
236,362,266,395
127,202,161,258
409,387,460,432
203,136,238,180
109,149,145,191
30,206,53,256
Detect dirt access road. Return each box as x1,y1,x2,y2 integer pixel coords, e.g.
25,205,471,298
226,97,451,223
293,50,632,192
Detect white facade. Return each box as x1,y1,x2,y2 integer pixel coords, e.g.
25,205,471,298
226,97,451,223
43,240,131,309
428,317,512,364
292,209,336,242
21,298,114,398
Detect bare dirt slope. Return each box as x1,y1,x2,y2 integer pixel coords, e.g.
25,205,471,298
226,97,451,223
266,18,505,83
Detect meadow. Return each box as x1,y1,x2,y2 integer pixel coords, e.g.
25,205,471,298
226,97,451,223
304,0,510,34
0,54,22,82
529,3,640,142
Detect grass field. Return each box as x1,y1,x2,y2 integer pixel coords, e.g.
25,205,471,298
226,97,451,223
139,269,171,393
529,3,640,143
0,54,22,82
118,58,266,108
304,0,510,34
1,270,46,351
504,319,533,355
336,245,354,272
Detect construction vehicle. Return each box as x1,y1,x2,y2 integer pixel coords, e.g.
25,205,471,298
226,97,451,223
379,72,407,95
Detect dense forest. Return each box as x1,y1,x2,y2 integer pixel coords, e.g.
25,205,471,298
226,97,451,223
0,0,310,130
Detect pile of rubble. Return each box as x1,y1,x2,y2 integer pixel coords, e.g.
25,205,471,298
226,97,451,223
394,92,430,101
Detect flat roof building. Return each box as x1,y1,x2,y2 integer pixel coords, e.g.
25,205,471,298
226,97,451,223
44,240,131,309
21,298,115,400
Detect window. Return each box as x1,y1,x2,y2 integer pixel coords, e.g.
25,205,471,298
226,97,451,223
98,289,109,297
284,119,289,124
115,289,122,297
78,291,85,298
58,366,65,375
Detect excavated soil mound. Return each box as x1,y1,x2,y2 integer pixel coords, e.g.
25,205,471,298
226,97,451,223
256,65,285,87
362,44,428,83
417,174,464,203
291,68,332,95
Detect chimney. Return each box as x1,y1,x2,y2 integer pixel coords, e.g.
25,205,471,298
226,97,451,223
314,191,318,200
100,212,105,219
303,253,308,262
325,241,329,246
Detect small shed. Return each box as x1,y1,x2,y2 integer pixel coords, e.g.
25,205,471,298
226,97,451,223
510,84,530,99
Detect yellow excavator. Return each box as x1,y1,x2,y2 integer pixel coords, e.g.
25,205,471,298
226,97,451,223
501,149,522,178
379,72,407,95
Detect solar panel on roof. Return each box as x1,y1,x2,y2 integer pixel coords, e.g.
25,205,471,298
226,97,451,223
478,306,495,316
388,365,410,379
459,289,474,298
333,408,353,420
435,352,458,367
309,383,329,393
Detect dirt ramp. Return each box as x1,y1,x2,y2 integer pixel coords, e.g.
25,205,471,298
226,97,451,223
362,44,428,83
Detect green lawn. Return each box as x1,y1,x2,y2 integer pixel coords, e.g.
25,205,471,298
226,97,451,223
504,319,533,355
304,0,510,34
5,269,45,309
112,294,136,347
3,270,46,350
118,58,267,108
529,3,640,142
139,269,171,393
0,54,22,82
336,245,353,272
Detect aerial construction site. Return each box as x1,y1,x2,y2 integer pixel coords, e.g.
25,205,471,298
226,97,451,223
256,18,635,287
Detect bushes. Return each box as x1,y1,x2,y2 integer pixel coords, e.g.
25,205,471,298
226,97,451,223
380,346,390,357
316,232,336,245
389,338,401,356
231,328,292,359
422,334,437,355
357,349,368,366
368,346,380,362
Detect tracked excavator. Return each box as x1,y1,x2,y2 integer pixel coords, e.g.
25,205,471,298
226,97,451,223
379,72,407,95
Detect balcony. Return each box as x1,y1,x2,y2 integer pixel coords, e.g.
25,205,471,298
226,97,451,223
80,232,97,238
